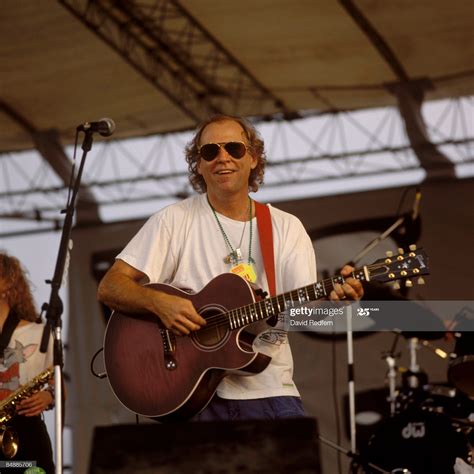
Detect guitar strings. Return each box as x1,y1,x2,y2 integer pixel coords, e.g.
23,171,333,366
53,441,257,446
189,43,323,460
197,261,399,331
200,261,390,329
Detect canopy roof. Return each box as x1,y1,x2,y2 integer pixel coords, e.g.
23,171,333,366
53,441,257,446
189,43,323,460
1,0,473,153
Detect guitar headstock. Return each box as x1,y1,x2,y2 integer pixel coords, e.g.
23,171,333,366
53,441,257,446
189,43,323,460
367,245,429,289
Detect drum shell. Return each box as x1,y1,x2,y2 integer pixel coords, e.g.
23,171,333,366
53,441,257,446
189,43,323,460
448,355,474,398
362,408,471,474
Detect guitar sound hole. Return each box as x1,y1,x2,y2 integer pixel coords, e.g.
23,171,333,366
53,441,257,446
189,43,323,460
193,308,229,348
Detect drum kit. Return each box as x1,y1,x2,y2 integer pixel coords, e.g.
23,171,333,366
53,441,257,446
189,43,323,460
310,209,473,473
361,328,474,474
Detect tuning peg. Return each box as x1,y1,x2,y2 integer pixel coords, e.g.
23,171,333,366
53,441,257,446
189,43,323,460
386,250,393,258
398,248,404,255
405,279,413,288
409,244,417,251
417,276,425,285
392,281,401,290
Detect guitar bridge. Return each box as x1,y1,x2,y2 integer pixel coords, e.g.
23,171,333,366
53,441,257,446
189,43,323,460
161,329,177,371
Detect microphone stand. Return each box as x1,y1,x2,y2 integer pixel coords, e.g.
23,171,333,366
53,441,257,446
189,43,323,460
344,212,415,473
350,216,405,265
40,130,95,474
346,304,357,467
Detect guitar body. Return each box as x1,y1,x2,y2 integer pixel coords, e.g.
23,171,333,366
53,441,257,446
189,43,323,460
103,273,271,421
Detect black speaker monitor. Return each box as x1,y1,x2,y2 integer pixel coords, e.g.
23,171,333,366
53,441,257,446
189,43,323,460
89,418,321,473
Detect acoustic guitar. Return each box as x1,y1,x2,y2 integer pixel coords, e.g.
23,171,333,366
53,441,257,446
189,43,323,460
103,247,429,421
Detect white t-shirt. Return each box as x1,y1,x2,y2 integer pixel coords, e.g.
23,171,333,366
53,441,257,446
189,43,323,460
117,194,317,399
0,321,53,399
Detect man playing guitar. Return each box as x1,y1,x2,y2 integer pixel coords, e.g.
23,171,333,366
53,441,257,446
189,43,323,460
97,115,363,421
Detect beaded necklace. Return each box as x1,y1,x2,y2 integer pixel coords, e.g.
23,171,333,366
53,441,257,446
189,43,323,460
207,196,253,265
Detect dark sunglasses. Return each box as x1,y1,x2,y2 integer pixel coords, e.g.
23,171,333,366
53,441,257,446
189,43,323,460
198,141,248,161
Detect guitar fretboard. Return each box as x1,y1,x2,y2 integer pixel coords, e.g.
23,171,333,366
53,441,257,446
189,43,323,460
216,268,368,331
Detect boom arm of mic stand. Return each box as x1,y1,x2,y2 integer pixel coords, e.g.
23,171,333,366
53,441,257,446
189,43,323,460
40,130,95,474
351,216,405,266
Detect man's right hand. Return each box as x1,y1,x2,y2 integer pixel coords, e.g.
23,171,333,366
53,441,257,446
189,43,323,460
150,292,207,336
97,259,206,336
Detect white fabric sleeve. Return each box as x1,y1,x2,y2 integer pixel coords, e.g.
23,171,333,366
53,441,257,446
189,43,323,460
280,217,317,292
116,213,177,284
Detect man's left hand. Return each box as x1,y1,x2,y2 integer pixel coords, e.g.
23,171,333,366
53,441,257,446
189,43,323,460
329,265,364,301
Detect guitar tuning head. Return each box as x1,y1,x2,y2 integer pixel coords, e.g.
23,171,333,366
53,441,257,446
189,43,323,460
371,248,429,286
409,244,417,251
405,279,413,288
398,248,404,255
392,281,401,290
417,276,425,285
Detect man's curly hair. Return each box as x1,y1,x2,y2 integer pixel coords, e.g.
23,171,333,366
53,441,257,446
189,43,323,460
185,115,266,193
0,252,39,322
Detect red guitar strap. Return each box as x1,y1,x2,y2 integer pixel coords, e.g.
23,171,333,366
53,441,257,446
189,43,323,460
254,201,276,297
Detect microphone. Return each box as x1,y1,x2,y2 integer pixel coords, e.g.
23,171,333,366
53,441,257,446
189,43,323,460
77,118,115,137
411,188,422,220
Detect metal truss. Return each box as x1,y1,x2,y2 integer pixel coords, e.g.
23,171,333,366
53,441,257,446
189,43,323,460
1,97,472,236
59,0,290,122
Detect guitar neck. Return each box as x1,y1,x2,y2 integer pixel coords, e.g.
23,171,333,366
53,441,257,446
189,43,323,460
213,247,429,331
226,268,368,330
